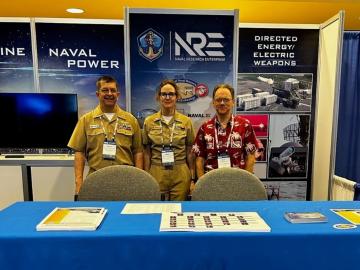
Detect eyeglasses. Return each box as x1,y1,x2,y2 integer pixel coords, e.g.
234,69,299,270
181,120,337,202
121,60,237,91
214,98,232,104
160,92,176,98
99,88,118,94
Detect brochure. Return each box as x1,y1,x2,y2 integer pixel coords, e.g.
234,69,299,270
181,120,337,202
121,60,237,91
284,212,327,223
36,207,107,231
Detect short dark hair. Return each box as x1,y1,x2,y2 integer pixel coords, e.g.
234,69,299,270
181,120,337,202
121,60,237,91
156,79,180,100
212,83,235,99
96,75,119,92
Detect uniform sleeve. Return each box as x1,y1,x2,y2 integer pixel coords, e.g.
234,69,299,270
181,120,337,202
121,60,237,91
192,125,207,158
131,118,144,154
67,115,87,152
142,118,150,145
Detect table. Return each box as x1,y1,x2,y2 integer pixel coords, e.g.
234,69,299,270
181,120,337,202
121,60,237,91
0,201,359,270
0,155,74,201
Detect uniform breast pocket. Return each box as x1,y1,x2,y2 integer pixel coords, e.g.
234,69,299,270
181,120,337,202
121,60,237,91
148,129,162,145
173,128,187,146
116,128,133,148
87,128,104,146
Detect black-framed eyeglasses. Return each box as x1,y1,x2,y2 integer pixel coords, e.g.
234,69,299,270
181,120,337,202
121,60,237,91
160,92,176,98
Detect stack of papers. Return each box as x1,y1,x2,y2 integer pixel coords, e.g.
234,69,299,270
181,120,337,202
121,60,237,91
36,207,107,231
160,212,271,232
284,212,327,223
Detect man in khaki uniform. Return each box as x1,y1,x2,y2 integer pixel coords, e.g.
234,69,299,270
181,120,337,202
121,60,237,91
68,75,143,195
143,80,195,201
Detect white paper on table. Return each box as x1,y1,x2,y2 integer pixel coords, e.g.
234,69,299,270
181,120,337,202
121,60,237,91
121,203,182,214
160,212,271,232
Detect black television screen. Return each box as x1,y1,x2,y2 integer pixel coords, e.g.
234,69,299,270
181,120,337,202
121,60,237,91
0,93,78,149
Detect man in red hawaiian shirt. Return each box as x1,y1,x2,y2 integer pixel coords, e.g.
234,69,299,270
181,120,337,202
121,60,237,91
192,84,259,179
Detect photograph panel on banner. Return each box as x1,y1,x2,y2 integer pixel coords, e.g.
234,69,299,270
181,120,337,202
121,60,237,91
263,180,307,200
128,10,237,129
0,21,34,92
238,26,319,200
237,73,313,112
36,22,125,116
268,114,310,179
238,114,269,137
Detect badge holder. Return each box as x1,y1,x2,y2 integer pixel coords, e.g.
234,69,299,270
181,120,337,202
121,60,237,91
161,145,175,169
103,139,116,160
217,152,231,168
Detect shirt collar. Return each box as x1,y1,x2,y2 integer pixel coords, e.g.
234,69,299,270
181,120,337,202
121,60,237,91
154,110,181,124
215,114,233,127
93,105,126,120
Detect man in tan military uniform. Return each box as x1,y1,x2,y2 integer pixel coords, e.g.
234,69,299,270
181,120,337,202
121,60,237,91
68,75,143,195
143,80,195,201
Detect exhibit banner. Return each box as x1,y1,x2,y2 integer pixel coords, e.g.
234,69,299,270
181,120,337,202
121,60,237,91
35,20,125,115
0,20,34,92
237,26,319,200
126,9,238,128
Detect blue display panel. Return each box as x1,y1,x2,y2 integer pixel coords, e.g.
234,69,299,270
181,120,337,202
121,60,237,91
36,22,125,116
128,10,236,128
0,22,34,92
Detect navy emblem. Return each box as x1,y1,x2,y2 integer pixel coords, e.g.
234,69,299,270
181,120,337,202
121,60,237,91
137,29,164,62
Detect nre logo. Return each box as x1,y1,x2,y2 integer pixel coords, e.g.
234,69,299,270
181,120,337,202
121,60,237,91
174,32,225,57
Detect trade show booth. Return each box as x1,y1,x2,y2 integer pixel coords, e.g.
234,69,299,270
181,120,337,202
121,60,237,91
0,10,344,209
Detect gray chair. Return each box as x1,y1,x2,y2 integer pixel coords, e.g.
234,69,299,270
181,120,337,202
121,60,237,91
78,165,161,201
191,167,267,201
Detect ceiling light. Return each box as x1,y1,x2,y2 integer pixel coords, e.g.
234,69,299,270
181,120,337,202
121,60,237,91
66,8,84,14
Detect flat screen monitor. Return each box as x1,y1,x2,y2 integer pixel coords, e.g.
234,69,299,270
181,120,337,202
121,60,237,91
0,93,78,149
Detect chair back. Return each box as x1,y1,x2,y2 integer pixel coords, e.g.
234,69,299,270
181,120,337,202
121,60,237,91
78,165,161,201
191,167,267,201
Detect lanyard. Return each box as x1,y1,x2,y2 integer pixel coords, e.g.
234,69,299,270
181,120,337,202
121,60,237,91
214,115,234,154
100,116,119,141
158,117,176,148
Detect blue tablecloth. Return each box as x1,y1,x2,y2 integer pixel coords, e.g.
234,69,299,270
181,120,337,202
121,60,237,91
0,201,360,270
